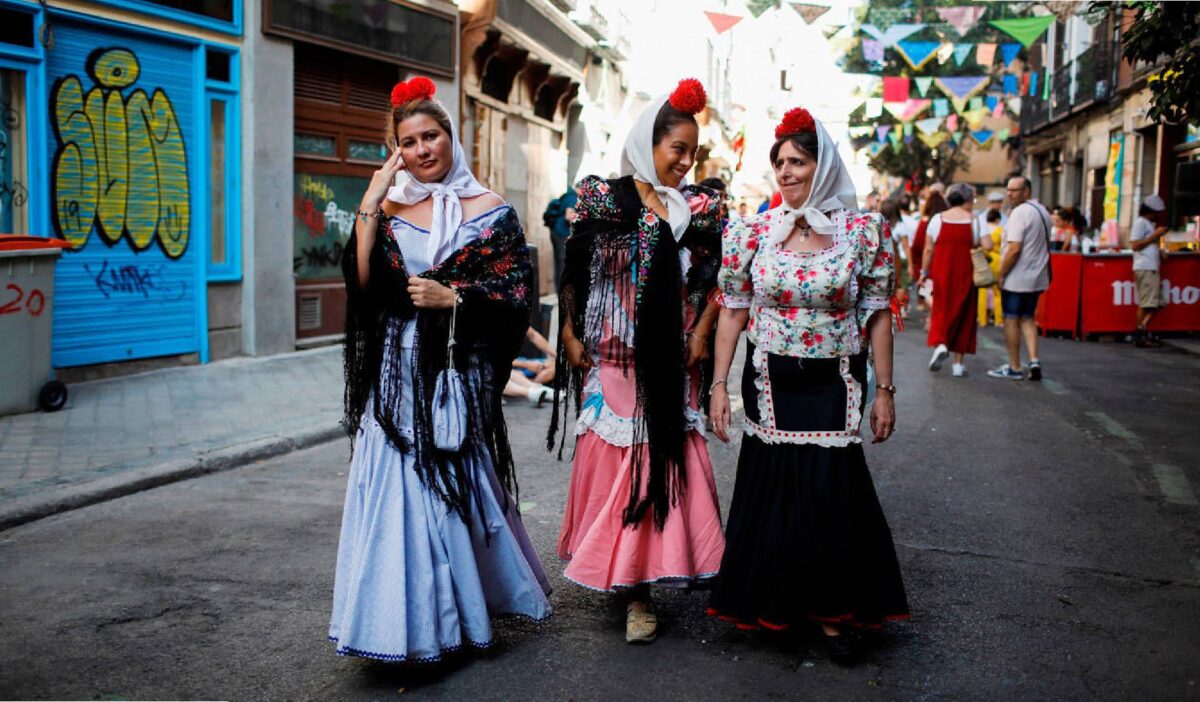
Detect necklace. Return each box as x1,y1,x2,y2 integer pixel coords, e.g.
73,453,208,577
796,220,813,238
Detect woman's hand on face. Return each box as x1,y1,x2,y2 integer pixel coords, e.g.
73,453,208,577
407,277,455,309
684,334,709,368
361,149,406,211
564,337,593,370
710,385,732,443
870,392,895,443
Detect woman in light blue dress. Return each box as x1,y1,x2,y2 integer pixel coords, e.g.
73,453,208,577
331,77,551,663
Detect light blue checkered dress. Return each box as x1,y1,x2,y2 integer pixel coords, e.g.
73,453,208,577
329,207,552,662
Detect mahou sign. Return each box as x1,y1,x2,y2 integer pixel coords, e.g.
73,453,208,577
1081,254,1200,335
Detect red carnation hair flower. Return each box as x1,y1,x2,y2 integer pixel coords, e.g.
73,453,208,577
390,76,437,108
669,78,707,115
775,107,816,139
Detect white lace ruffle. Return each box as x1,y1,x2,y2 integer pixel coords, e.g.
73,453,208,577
742,419,862,447
576,401,705,446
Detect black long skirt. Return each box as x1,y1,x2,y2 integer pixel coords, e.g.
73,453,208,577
707,342,909,630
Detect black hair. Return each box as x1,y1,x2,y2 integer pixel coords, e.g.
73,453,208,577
986,209,1002,223
697,177,727,192
770,131,819,163
946,183,975,207
652,103,698,145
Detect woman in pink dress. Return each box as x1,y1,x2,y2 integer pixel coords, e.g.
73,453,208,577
548,79,726,644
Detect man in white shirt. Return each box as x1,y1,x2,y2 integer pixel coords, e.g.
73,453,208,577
988,176,1052,382
1129,193,1169,347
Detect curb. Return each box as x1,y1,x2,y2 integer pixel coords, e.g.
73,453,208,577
0,423,346,533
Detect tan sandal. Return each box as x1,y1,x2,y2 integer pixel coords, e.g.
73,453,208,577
625,600,658,644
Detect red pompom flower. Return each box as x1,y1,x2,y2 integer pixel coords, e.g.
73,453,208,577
669,78,707,115
390,76,437,107
775,107,816,139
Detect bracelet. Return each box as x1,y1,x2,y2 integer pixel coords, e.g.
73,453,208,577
875,383,897,395
356,209,381,223
710,378,728,391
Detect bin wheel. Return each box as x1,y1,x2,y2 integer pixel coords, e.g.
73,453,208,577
38,380,68,412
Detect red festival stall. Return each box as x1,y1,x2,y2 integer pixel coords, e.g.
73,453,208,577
1036,252,1200,337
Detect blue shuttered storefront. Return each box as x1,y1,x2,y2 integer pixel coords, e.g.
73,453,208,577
45,18,203,367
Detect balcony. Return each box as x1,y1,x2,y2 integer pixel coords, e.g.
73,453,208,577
1019,44,1114,136
569,0,608,41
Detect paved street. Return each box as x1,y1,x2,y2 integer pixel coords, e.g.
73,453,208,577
1,325,1198,700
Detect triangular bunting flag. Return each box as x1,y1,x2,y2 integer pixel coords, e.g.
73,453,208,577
895,40,942,71
876,125,891,143
952,132,963,145
1000,42,1021,66
1043,70,1051,99
1028,71,1039,96
868,142,886,158
933,75,991,101
972,130,995,146
946,114,959,131
1002,74,1018,95
883,99,932,123
953,43,974,65
992,100,1006,118
863,39,885,63
915,117,943,135
914,77,934,97
790,3,831,25
862,23,926,48
965,108,989,130
703,11,743,34
986,95,999,111
997,128,1011,142
903,123,914,137
883,76,910,102
990,16,1055,48
969,96,984,111
888,130,903,148
975,42,997,65
933,98,950,117
950,96,968,114
1007,97,1022,115
865,98,884,118
919,132,950,149
904,133,915,145
936,6,987,37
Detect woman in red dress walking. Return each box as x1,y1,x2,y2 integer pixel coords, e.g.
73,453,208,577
920,183,987,377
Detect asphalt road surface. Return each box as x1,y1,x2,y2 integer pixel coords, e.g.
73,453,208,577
2,326,1198,701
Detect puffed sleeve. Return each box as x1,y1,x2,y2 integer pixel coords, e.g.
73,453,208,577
717,216,759,309
570,175,619,230
854,212,895,318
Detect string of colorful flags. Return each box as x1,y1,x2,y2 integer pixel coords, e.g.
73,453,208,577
852,4,1057,157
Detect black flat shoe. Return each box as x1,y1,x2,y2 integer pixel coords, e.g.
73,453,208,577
824,631,860,665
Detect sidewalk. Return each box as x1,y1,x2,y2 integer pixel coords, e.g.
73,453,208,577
0,347,344,530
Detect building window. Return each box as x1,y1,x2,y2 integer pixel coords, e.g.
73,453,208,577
205,46,241,281
144,0,234,23
0,68,29,235
347,139,386,163
295,133,337,158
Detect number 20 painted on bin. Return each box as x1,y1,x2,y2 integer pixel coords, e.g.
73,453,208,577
0,284,46,317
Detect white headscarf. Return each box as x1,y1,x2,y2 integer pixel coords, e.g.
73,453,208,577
619,93,692,240
385,103,492,266
768,114,858,244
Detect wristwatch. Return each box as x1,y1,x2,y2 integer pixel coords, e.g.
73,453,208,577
875,384,897,395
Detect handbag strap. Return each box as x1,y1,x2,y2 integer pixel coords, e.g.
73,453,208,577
446,289,458,370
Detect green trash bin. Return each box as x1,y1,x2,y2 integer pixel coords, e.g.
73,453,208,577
0,236,70,416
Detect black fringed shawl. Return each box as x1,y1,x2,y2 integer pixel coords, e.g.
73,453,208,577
547,176,722,531
342,207,532,519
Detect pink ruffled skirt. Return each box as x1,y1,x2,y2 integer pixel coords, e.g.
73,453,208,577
557,430,725,592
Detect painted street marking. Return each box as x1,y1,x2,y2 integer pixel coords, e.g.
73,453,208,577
1153,464,1198,506
1085,411,1140,443
1041,378,1068,396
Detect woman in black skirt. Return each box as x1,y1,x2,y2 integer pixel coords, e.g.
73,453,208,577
707,107,908,664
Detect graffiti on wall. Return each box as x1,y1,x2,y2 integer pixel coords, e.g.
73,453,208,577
50,48,190,258
293,172,366,279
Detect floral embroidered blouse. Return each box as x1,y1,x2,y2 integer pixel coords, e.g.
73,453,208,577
718,207,895,359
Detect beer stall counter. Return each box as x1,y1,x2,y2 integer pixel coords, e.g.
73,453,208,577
1037,250,1200,337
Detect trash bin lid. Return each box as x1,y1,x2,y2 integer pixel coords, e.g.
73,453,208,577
0,236,73,253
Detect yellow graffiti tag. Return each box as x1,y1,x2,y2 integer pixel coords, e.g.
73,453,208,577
299,175,335,202
51,47,190,258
